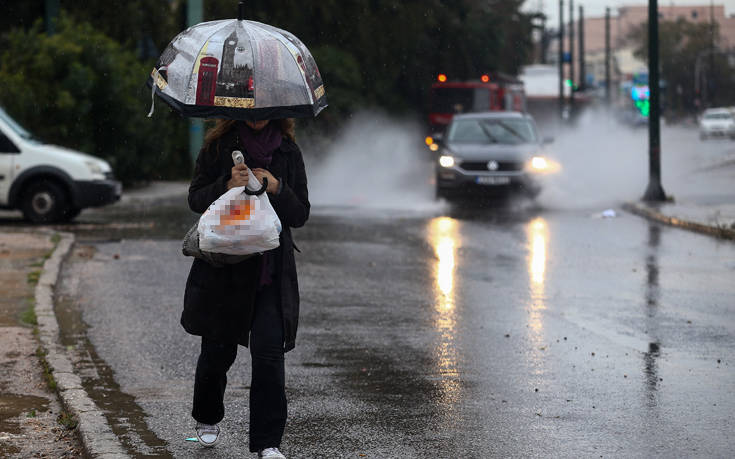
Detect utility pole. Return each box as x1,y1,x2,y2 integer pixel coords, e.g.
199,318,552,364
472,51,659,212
643,0,667,202
569,0,575,107
188,0,204,163
559,0,565,118
605,7,611,105
579,5,585,92
541,14,547,64
709,0,715,107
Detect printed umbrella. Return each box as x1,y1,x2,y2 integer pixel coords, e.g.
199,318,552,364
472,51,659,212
147,3,326,121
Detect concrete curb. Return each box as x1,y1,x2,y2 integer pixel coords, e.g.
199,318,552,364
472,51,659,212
34,231,129,458
622,202,735,241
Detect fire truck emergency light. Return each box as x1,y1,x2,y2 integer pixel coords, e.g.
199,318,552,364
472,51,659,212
437,74,448,83
481,74,490,83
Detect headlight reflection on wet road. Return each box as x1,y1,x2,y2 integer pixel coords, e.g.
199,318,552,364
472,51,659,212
428,216,461,405
527,217,549,342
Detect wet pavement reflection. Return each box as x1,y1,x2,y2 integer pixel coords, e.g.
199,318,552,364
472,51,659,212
427,216,461,407
526,217,549,351
643,222,662,409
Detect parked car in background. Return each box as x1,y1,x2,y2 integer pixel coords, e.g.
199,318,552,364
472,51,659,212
432,112,558,200
699,107,735,140
0,107,121,222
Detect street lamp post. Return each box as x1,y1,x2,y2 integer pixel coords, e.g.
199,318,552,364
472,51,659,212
559,0,565,119
643,0,667,202
569,0,575,108
579,5,585,92
605,7,611,105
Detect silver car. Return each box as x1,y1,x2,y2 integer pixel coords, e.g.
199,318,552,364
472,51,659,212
433,112,555,199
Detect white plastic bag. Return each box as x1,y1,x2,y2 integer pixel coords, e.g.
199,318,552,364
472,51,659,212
198,169,282,256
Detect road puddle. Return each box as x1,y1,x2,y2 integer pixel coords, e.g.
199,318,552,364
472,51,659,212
0,394,50,433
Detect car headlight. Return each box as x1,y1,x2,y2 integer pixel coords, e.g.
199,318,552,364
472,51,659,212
439,155,455,168
531,156,549,171
527,155,560,174
85,161,104,175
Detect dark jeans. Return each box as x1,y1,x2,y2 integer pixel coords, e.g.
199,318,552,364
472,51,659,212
192,283,286,452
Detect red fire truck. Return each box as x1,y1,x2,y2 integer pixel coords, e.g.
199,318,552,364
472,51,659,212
428,73,526,133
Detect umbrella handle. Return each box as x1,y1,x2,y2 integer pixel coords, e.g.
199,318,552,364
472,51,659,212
244,177,268,196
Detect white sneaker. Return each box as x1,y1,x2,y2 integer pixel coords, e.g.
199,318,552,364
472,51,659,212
195,422,220,447
258,447,286,458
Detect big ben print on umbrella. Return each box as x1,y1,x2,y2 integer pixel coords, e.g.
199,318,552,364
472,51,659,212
147,3,327,121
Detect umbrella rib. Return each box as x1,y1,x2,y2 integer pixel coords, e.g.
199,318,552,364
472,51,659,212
241,21,258,107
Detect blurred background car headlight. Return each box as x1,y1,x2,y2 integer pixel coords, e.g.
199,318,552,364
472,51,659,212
439,155,455,168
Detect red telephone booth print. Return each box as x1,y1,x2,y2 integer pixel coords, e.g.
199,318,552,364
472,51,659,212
196,57,219,106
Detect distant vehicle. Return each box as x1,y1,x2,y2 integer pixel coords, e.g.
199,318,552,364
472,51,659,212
699,108,735,140
0,107,121,223
428,73,526,133
432,112,557,200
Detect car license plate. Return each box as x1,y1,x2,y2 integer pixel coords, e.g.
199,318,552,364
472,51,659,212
476,176,510,186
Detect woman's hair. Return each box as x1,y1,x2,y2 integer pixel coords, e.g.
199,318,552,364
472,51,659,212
203,118,295,153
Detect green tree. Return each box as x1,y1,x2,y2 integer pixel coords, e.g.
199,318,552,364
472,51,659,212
0,16,189,184
630,18,735,113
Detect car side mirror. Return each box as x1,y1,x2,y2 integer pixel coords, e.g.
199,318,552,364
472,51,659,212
542,136,554,144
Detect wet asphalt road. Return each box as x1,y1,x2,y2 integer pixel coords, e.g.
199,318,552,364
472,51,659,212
49,196,735,458
4,123,733,458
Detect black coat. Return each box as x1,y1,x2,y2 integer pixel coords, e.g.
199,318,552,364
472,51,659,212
181,127,309,352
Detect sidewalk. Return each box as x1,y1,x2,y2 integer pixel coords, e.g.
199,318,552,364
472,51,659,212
623,149,735,241
0,232,82,457
624,200,735,240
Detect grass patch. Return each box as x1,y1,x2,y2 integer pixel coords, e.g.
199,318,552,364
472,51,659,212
27,270,41,286
57,410,78,430
36,347,57,392
50,233,61,245
27,409,36,418
20,303,37,326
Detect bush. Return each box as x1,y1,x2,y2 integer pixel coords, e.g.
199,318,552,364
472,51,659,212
0,16,189,185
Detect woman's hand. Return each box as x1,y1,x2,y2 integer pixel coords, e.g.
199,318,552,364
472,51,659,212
252,168,280,194
227,163,249,190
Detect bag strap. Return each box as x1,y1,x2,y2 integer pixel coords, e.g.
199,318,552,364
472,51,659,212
244,177,268,196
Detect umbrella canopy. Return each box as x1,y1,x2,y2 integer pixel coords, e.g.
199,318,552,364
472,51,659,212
147,15,326,121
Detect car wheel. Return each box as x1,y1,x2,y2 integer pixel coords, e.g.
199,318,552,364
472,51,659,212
525,185,542,200
435,185,450,201
21,180,70,223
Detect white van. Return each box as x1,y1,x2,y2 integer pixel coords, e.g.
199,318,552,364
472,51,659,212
0,107,121,222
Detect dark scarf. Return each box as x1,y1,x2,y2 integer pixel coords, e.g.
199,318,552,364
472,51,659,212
237,121,283,169
237,121,282,288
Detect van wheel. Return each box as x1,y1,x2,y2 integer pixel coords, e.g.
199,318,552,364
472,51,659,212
21,180,69,223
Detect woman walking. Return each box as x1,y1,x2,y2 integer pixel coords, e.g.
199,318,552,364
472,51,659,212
182,118,309,459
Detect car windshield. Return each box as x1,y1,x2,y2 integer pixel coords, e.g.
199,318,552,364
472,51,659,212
447,118,538,145
704,112,732,120
0,107,41,144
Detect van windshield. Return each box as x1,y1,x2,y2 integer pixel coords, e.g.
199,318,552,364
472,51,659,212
0,108,41,144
